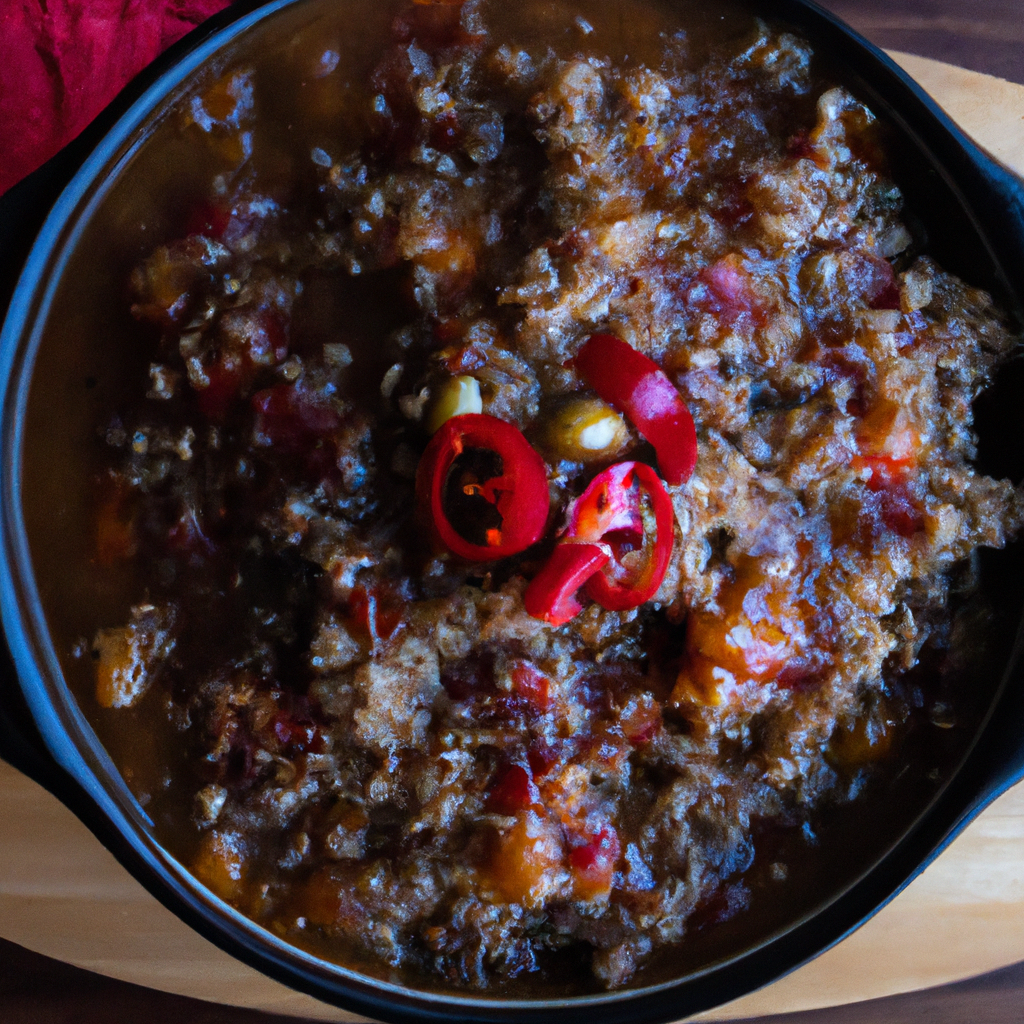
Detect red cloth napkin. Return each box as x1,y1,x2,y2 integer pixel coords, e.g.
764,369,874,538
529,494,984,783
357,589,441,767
0,0,232,197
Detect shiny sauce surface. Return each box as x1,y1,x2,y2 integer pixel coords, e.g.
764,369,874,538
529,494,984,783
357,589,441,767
21,0,1023,996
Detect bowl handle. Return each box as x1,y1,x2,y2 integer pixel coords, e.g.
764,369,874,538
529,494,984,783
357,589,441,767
975,158,1024,801
971,612,1024,806
974,153,1024,311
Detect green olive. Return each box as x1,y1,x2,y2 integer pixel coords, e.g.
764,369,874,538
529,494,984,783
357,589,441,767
546,396,629,462
426,375,483,434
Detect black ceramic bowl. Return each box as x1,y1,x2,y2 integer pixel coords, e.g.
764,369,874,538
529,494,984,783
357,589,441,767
1,1,1024,1021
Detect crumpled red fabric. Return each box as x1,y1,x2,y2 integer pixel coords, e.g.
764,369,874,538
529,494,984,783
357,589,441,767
0,0,232,197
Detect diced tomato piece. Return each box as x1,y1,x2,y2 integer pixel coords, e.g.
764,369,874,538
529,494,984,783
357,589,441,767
225,727,260,785
347,585,402,645
486,764,541,815
853,398,920,488
368,46,422,158
348,586,375,636
691,883,751,932
527,741,559,780
191,310,290,420
707,255,754,307
271,711,323,756
786,131,816,161
393,2,482,51
365,215,402,269
196,355,246,420
715,177,755,228
252,383,343,454
776,656,828,691
877,486,924,538
568,825,620,900
510,662,551,712
853,453,914,491
692,254,765,325
440,653,496,701
865,256,900,310
869,280,901,311
814,344,871,418
860,408,918,460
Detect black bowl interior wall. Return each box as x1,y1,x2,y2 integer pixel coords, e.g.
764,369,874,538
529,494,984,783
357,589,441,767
1,0,1024,1021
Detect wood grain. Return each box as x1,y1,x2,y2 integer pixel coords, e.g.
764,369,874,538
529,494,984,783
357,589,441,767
1,56,1022,1024
5,758,1024,1022
887,51,1024,171
818,0,1024,86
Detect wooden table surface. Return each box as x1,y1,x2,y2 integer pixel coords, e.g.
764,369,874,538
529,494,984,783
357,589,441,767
3,1,1024,1022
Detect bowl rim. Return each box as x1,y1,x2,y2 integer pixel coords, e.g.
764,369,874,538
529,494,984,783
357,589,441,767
1,1,1023,1022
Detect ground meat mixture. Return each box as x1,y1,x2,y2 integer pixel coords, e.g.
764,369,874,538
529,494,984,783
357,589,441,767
84,0,1022,993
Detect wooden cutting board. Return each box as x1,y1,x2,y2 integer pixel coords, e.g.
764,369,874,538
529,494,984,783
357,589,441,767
1,53,1023,1023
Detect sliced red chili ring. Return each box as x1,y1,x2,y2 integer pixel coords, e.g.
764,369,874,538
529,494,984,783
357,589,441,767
524,461,675,625
568,461,675,610
573,334,698,485
523,542,610,626
564,461,642,544
416,413,550,561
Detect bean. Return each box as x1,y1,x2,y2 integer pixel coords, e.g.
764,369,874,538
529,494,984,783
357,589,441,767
546,396,628,462
426,375,483,433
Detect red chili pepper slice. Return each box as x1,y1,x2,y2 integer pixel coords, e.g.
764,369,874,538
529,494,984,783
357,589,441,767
564,461,642,544
573,334,697,485
523,542,610,626
567,462,675,611
524,462,675,625
416,413,550,561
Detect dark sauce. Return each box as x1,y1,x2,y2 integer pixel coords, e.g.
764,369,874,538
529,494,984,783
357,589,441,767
17,0,1021,999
